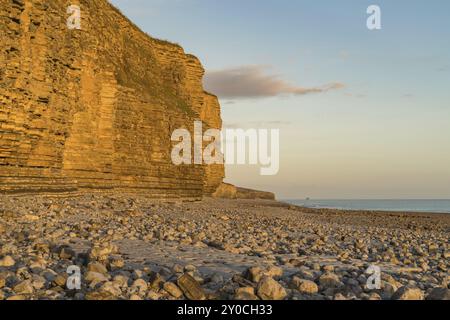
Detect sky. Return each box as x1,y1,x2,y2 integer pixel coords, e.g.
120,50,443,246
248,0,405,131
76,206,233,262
110,0,450,199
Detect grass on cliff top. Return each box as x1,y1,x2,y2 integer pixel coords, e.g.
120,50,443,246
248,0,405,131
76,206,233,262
106,1,198,117
107,1,182,49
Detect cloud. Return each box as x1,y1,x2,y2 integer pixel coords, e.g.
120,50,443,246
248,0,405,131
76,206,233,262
204,65,344,99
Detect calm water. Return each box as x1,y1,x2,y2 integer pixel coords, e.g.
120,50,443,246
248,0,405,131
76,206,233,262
285,199,450,213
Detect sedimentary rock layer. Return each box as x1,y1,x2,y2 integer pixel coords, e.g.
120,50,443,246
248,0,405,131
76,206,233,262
0,0,224,198
213,183,276,200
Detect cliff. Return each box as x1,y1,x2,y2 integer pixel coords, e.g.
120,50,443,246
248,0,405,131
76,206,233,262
0,0,224,199
213,183,276,200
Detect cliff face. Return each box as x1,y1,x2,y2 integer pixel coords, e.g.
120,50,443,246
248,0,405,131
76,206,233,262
213,183,276,200
0,0,224,198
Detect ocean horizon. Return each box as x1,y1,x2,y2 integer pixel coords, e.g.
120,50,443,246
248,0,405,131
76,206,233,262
284,199,450,213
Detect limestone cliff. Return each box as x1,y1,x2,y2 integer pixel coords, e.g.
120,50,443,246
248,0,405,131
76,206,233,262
213,183,276,201
0,0,224,199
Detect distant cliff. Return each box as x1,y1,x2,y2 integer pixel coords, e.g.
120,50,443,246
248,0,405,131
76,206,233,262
213,183,276,200
0,0,224,198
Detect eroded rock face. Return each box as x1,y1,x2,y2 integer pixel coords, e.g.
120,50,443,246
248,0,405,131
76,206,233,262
0,0,224,199
213,183,276,200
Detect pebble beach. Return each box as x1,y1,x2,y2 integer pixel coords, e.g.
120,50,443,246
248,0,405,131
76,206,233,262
0,194,449,300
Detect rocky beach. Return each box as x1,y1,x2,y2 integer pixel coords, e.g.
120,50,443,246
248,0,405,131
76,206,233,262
0,0,449,304
0,194,448,300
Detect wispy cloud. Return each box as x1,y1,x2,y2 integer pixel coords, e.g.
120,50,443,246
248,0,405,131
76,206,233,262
204,65,345,99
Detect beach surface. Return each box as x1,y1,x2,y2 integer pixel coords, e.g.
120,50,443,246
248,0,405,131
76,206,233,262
0,194,448,300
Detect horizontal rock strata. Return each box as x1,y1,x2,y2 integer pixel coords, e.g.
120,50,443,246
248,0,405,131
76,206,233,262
213,183,276,200
0,0,224,198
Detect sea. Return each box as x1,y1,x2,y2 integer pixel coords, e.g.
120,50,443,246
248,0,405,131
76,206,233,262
284,199,450,214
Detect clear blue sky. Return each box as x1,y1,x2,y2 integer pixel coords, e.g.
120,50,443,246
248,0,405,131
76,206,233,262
110,0,450,199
